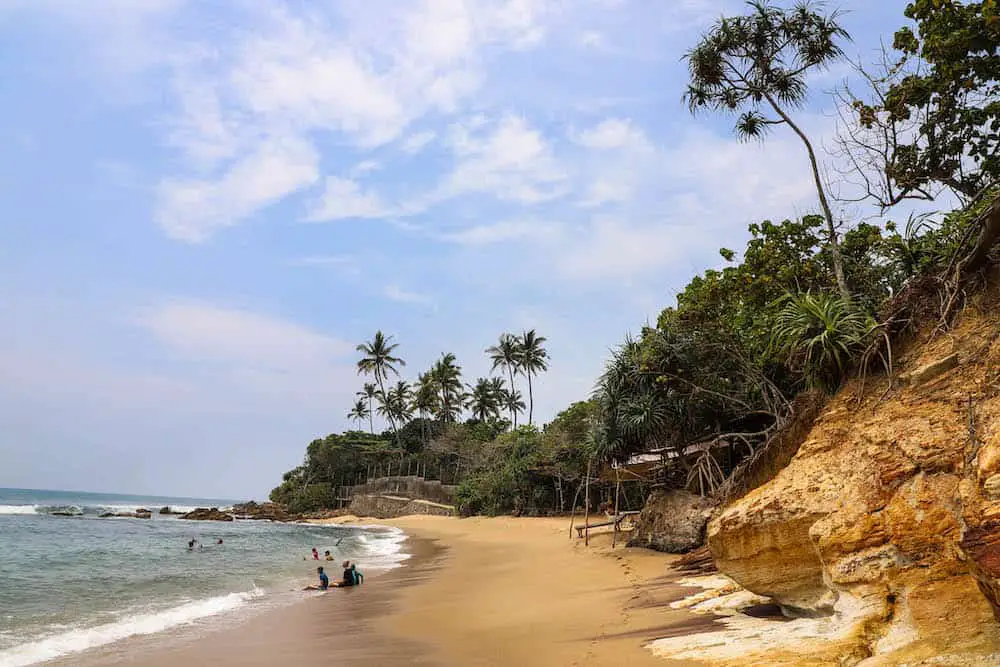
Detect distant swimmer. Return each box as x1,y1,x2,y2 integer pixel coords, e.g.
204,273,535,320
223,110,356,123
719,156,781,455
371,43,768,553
324,550,334,561
311,547,319,560
216,539,223,545
303,566,329,591
187,538,201,551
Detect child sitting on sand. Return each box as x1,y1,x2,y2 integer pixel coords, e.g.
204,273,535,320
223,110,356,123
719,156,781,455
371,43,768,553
303,566,329,591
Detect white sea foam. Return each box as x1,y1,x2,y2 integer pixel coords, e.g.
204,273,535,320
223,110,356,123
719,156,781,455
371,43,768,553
0,503,201,516
0,505,39,515
353,526,410,570
0,589,263,667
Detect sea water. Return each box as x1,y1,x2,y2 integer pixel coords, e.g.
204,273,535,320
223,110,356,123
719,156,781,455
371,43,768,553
0,488,408,667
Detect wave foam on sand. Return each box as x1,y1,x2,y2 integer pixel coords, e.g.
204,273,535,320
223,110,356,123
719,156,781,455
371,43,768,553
0,589,263,667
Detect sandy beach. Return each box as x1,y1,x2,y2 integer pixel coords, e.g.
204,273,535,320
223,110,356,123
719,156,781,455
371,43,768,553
50,516,721,667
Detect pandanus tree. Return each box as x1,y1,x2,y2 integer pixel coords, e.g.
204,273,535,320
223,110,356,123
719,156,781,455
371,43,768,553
684,0,852,301
356,383,378,434
486,334,522,427
356,331,405,441
516,329,549,426
347,399,370,431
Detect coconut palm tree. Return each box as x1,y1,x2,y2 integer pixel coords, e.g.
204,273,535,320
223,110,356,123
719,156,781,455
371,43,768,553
356,331,405,435
431,353,464,423
515,329,548,426
501,387,526,428
356,383,378,434
381,380,414,426
486,333,522,427
347,399,370,432
466,377,501,422
412,372,439,451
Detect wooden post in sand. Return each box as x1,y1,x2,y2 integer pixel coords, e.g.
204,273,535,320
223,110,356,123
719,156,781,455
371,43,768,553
611,466,622,549
567,478,585,539
584,459,592,547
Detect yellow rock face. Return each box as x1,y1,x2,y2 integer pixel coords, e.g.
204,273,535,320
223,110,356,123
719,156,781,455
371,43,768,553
708,293,1000,662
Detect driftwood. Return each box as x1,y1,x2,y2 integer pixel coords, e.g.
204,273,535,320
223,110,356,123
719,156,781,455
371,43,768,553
674,545,718,575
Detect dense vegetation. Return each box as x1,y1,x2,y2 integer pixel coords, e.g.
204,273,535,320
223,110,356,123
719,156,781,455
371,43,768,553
272,0,999,516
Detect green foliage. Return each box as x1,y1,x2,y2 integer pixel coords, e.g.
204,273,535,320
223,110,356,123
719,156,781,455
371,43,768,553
455,428,543,516
771,292,875,391
885,0,1000,198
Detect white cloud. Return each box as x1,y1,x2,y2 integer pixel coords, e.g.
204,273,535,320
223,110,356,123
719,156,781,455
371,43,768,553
439,219,564,246
289,255,355,267
400,130,437,154
307,176,391,222
139,300,352,371
351,160,381,176
579,30,605,49
556,216,692,281
442,114,568,203
155,136,319,242
383,284,434,306
574,117,650,151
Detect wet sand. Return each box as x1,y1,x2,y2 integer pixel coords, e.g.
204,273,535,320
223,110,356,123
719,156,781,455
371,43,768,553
53,517,721,666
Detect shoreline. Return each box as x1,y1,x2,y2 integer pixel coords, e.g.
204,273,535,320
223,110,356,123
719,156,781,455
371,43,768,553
36,515,738,667
47,531,444,667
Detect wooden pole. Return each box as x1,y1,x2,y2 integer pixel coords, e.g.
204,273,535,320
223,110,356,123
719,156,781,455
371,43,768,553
584,459,592,547
567,477,585,539
612,465,622,549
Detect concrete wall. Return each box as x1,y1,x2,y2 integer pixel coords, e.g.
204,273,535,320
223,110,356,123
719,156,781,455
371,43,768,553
347,476,457,505
347,495,455,519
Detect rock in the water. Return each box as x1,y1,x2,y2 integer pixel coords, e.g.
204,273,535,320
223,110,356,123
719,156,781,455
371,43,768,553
179,507,234,522
158,506,183,515
230,501,290,521
627,489,716,553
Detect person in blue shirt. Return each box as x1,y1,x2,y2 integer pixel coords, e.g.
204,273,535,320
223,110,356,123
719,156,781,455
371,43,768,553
303,566,329,591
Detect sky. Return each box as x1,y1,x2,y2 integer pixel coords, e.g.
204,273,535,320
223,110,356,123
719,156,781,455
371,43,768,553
0,0,915,499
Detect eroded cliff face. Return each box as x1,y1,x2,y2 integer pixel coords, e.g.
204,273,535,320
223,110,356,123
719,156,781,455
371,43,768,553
708,286,1000,663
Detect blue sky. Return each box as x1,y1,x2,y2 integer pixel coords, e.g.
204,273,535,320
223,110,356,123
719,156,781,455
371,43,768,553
0,0,914,499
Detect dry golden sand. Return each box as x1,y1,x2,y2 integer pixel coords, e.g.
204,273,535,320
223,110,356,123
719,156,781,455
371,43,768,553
326,515,716,666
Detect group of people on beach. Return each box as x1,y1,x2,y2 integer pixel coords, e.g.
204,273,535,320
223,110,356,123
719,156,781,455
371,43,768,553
304,546,364,591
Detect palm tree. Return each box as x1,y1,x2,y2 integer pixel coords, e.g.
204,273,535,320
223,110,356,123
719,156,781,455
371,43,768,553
431,353,464,423
347,399,370,431
486,334,522,427
381,380,414,426
467,377,501,422
356,383,378,434
356,331,405,435
515,329,548,426
501,388,526,428
412,372,439,451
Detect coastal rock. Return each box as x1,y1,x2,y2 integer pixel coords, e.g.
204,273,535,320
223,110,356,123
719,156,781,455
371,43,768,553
707,292,1000,660
231,501,290,522
158,506,183,515
627,489,716,553
178,507,234,522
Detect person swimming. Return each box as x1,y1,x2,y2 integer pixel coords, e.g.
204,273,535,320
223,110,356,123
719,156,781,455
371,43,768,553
311,547,319,560
324,550,334,561
303,566,329,591
216,539,223,545
187,538,201,551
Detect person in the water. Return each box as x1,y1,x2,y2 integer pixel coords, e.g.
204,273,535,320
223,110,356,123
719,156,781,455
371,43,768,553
216,539,223,545
311,547,319,560
303,566,329,591
324,550,334,561
187,538,201,551
351,562,364,585
330,560,357,588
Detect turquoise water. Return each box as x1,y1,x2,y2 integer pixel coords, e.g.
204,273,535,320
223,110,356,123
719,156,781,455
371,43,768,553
0,488,407,667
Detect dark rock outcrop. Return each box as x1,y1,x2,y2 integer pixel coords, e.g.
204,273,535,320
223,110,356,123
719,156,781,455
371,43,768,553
158,506,183,515
627,489,717,553
231,501,290,521
179,507,234,522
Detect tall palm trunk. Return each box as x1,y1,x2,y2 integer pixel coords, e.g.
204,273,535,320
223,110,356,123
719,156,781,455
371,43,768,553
507,366,517,428
527,372,534,426
367,397,374,434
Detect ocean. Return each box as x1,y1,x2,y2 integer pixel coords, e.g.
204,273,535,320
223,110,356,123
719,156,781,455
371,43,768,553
0,488,409,667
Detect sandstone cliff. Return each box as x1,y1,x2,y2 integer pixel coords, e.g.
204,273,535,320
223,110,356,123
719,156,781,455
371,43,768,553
707,281,1000,665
